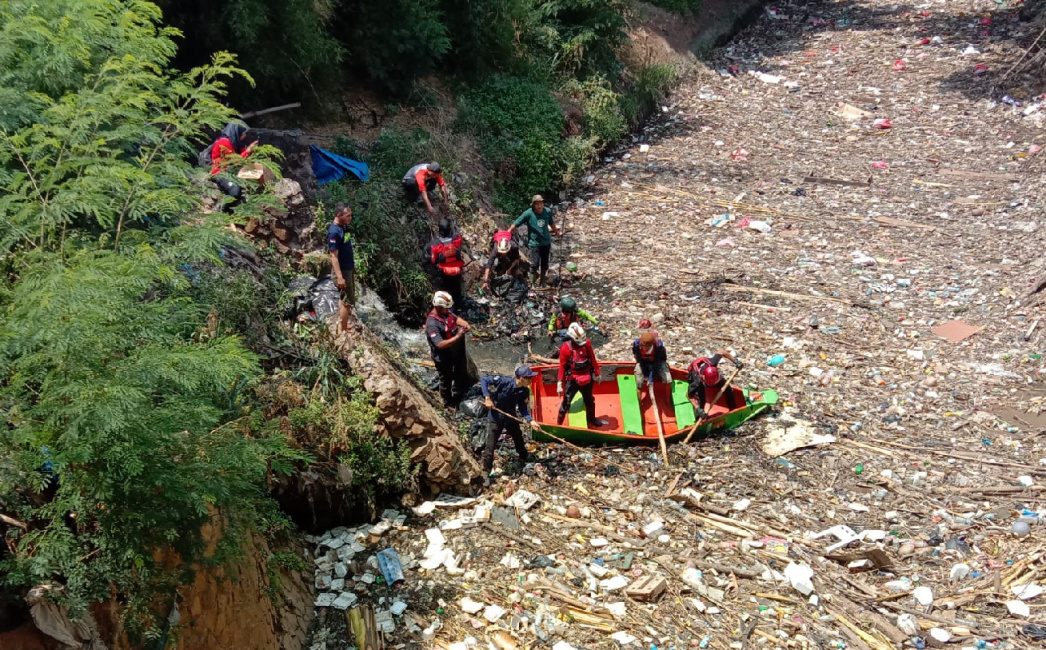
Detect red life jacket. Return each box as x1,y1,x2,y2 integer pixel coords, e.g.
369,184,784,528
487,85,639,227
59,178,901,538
566,341,595,385
431,235,463,276
427,309,459,338
688,357,713,382
637,336,662,361
555,311,579,331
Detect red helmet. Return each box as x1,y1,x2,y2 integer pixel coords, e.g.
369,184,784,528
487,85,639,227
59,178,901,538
700,363,721,385
638,318,652,329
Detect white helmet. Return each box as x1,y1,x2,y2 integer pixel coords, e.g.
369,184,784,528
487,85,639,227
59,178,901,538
432,291,453,308
567,322,586,343
496,239,511,254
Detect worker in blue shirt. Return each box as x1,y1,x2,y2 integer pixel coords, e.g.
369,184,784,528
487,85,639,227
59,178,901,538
480,365,541,473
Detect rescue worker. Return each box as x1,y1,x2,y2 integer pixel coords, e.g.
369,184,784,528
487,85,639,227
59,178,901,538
557,323,608,427
480,366,541,473
548,297,599,356
633,331,670,394
208,121,258,201
508,195,561,286
427,219,465,309
426,291,472,407
481,231,523,294
403,161,450,214
687,351,743,420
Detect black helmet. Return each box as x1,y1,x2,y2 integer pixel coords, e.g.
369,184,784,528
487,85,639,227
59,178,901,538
429,162,442,174
560,296,577,312
437,219,452,237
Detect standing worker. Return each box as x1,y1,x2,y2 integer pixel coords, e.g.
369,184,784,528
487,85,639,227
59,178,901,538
327,203,357,334
480,366,541,473
686,351,743,420
548,297,599,355
508,195,561,287
403,161,449,214
426,291,473,407
633,331,670,395
556,323,608,427
426,219,466,309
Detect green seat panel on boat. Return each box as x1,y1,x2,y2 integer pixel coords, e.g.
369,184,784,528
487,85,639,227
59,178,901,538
617,374,644,435
672,380,695,428
568,389,588,428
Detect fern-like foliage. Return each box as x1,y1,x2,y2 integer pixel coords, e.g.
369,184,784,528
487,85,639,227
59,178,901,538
0,0,298,633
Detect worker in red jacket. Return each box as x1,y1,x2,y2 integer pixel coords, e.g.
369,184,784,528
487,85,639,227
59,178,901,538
557,323,608,428
403,162,449,214
426,219,466,308
208,122,257,201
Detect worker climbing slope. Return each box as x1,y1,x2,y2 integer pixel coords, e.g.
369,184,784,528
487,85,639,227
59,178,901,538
548,297,599,357
403,161,450,215
426,219,466,309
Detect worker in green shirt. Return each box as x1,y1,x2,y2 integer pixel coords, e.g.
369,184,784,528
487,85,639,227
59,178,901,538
547,296,599,357
508,194,562,286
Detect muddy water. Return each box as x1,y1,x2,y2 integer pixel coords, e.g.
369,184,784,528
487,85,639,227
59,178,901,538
358,278,615,378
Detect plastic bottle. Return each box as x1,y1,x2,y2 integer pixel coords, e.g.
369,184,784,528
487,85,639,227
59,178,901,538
767,354,786,367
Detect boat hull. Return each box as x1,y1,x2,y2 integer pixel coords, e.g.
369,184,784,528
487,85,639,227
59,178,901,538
528,362,777,447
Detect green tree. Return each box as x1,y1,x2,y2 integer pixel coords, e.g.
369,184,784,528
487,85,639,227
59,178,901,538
155,0,344,105
334,0,451,97
0,0,296,632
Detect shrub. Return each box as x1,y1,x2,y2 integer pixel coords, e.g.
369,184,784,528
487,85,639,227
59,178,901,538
562,77,628,149
645,0,702,14
458,75,568,213
335,0,451,98
620,63,676,126
321,127,454,317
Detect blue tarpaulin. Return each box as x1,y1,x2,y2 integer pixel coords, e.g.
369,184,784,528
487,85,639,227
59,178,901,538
310,145,369,185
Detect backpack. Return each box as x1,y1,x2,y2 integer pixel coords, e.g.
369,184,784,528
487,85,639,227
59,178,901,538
197,141,214,168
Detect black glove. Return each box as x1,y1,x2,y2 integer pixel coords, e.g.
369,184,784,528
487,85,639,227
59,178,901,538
733,358,743,370
694,408,707,420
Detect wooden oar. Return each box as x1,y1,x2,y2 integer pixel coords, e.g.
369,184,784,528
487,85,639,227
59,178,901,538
647,380,671,466
486,404,636,475
682,365,742,445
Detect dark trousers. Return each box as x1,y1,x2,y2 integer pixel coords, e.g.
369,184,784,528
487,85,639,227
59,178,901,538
558,379,595,425
435,273,464,311
529,244,551,276
482,419,529,471
403,178,437,203
434,350,470,405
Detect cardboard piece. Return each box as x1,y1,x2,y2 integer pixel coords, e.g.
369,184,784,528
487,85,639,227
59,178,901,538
237,162,275,185
625,575,668,602
931,319,983,343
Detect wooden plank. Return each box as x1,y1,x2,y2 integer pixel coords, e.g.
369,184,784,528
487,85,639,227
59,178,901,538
617,374,644,435
939,169,1019,183
567,389,588,428
803,174,873,187
873,216,936,231
240,101,301,119
672,380,696,428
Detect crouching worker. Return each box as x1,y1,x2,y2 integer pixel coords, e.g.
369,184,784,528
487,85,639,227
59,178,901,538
480,366,541,472
557,323,608,428
687,351,743,420
633,331,670,395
